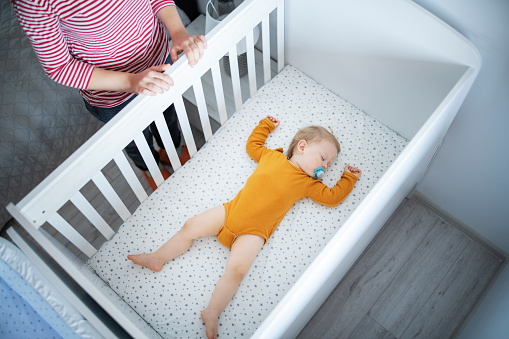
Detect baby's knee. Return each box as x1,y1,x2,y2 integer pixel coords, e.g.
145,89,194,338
180,217,201,240
227,262,250,282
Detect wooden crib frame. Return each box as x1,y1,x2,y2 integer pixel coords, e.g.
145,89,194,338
6,0,480,337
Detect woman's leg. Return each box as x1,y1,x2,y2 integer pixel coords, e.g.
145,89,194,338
201,234,265,339
128,205,226,271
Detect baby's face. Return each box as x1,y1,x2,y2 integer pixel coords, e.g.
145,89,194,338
299,139,338,178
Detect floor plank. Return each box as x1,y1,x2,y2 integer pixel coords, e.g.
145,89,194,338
297,199,440,339
350,315,396,339
369,220,470,337
401,241,501,338
298,198,504,339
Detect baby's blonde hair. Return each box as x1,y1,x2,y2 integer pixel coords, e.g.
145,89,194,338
287,126,341,159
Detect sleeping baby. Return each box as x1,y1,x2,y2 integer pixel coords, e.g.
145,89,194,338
128,115,361,339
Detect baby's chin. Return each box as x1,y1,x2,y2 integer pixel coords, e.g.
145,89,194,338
304,170,315,177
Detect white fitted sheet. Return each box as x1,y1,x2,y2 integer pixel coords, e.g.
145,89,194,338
88,65,408,338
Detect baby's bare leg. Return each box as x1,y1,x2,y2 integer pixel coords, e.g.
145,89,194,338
128,206,225,271
201,234,265,339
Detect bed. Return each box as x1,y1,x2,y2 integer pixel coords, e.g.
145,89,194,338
6,0,481,338
0,237,101,338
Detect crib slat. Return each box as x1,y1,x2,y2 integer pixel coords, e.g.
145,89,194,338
153,114,182,171
91,172,131,221
246,28,257,97
133,132,164,187
211,62,228,125
277,3,285,72
229,45,243,112
193,79,213,141
174,97,198,156
113,152,148,203
262,14,271,84
47,213,96,258
69,192,115,240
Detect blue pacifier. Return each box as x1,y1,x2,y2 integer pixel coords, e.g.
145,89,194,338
313,167,325,180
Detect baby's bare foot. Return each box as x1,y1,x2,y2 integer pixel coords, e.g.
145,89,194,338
201,308,218,339
127,253,164,272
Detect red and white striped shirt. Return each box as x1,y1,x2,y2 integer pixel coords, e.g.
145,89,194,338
11,0,175,107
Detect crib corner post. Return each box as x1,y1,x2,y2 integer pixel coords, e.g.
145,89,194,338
277,0,285,72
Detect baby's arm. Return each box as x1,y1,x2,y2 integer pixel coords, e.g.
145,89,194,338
246,116,280,162
306,170,358,207
306,165,361,207
344,164,362,178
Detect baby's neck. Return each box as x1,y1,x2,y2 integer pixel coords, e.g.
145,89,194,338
288,156,301,169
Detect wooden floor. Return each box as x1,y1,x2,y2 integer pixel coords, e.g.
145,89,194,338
298,198,505,339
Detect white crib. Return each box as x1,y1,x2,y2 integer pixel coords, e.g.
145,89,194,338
6,0,480,338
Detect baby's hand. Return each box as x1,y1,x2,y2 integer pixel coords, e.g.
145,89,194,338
266,115,280,128
344,164,362,178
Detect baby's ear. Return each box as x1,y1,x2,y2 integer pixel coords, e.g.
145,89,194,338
297,140,307,154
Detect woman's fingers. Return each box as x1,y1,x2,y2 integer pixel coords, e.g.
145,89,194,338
171,35,207,66
133,65,174,95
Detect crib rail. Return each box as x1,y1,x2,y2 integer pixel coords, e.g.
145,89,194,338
7,0,285,337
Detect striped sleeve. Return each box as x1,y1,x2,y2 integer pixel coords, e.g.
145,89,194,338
11,0,95,89
150,0,175,15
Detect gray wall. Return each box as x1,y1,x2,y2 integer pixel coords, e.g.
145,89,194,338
414,0,509,255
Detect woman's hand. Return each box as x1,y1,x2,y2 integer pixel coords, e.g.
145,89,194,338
128,64,174,96
87,66,174,96
170,33,207,67
157,6,207,67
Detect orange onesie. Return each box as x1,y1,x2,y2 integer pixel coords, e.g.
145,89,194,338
217,118,359,249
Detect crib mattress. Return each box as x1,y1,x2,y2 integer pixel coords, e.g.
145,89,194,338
87,65,408,338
